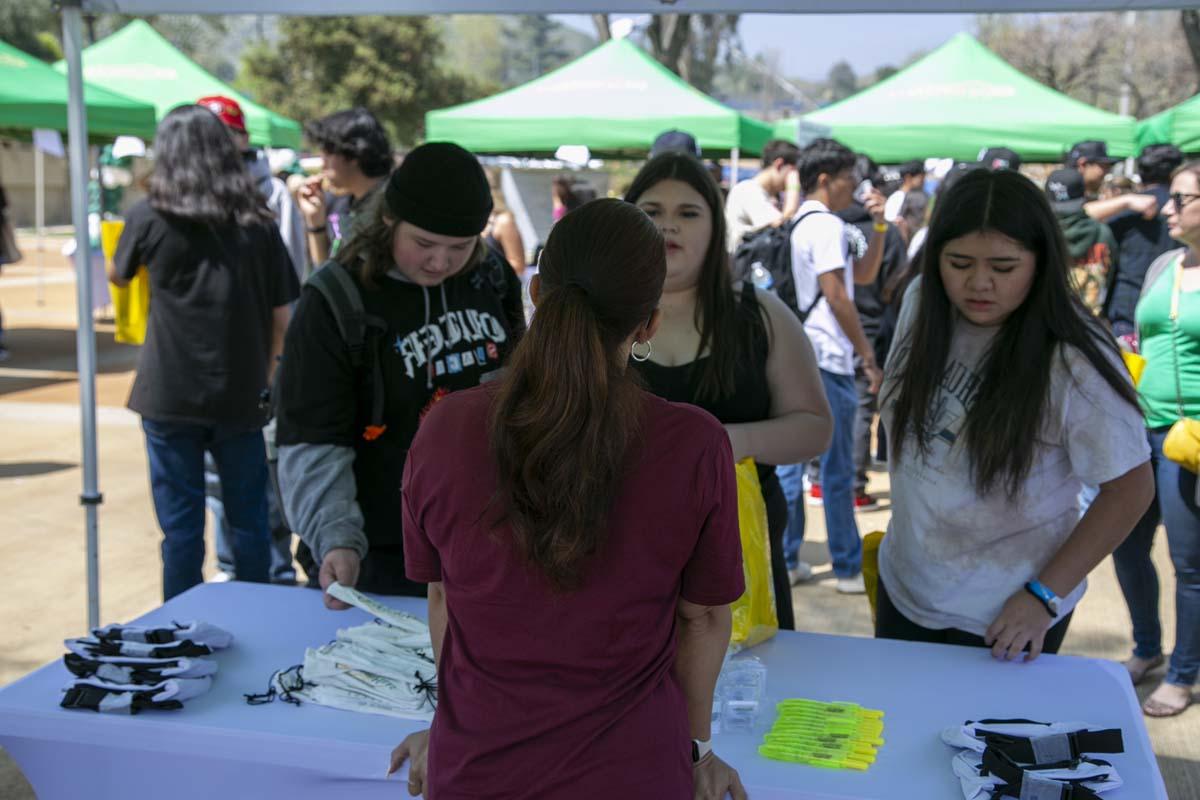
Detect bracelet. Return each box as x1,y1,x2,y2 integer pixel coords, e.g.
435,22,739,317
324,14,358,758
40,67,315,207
307,224,327,234
873,222,887,233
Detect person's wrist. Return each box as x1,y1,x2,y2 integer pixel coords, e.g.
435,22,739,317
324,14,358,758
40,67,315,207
872,221,887,232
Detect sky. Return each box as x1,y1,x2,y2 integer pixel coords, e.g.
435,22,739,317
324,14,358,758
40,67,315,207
554,13,976,81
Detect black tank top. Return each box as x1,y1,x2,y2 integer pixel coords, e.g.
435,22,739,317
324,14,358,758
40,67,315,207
632,284,777,490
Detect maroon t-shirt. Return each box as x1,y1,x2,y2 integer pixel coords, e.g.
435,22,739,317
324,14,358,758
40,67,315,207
402,384,744,799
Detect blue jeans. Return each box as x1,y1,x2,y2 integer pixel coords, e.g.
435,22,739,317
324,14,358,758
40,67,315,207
778,463,807,570
142,419,271,600
818,370,862,577
208,454,296,583
1113,427,1200,686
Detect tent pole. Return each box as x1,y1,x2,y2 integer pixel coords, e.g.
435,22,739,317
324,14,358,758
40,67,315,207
62,0,103,631
730,147,740,189
35,144,45,306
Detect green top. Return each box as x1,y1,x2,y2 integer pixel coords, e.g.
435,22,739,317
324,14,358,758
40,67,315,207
800,33,1135,162
55,20,301,148
0,39,157,139
1137,252,1200,429
425,37,772,157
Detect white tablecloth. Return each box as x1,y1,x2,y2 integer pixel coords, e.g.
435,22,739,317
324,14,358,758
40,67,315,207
0,582,1167,799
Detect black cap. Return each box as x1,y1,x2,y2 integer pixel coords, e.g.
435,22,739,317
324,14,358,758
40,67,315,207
1045,168,1087,214
978,147,1021,171
1067,140,1120,166
385,142,492,237
651,129,701,158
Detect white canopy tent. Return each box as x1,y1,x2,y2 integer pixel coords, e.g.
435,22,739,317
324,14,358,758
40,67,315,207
58,0,1195,627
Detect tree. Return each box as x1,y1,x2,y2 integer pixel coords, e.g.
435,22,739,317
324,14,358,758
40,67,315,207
504,15,571,83
1183,9,1200,89
0,0,62,61
591,13,740,95
239,16,489,147
827,61,858,103
977,11,1198,118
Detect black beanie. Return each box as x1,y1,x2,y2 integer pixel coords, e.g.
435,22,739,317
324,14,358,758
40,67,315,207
385,142,492,237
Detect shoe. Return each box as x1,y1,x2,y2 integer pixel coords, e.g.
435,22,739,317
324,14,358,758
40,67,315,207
0,345,9,363
801,473,812,493
789,562,814,585
208,570,233,583
1125,653,1165,685
835,574,866,594
1142,680,1193,717
854,492,880,511
806,483,824,506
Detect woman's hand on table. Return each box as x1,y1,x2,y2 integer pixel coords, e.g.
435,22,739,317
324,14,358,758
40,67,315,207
388,729,430,796
985,589,1055,662
694,751,747,800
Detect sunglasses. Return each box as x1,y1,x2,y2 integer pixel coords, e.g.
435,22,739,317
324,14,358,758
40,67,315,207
1170,193,1200,211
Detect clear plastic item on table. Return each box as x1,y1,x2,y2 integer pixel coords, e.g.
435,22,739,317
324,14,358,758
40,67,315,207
713,655,768,734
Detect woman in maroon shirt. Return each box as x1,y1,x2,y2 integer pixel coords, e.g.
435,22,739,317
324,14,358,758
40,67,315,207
391,198,747,799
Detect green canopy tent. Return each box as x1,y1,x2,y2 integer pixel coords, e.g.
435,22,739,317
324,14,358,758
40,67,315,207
0,39,156,139
802,32,1135,163
55,20,301,148
1137,94,1200,155
426,37,773,163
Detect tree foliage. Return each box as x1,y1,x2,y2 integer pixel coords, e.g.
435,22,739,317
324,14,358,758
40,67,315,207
0,0,60,61
977,11,1199,118
827,61,858,103
238,16,489,146
592,13,741,95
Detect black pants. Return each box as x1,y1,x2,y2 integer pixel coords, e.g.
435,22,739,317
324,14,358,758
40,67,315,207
874,577,1072,654
761,473,796,631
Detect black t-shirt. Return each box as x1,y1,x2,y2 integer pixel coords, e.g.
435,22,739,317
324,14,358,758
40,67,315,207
274,253,526,587
1106,185,1178,335
324,179,386,258
114,200,300,429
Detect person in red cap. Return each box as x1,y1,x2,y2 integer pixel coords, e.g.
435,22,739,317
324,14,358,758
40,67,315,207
197,95,309,588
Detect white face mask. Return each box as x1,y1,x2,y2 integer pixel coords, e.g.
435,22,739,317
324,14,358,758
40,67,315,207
92,621,234,649
249,584,438,722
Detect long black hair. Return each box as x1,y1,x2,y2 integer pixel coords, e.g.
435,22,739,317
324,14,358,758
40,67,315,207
148,104,272,227
625,152,767,402
887,168,1139,499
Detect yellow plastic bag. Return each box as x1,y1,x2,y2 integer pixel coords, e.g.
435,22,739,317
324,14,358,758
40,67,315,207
729,459,778,651
1164,418,1200,473
862,530,886,623
1121,350,1146,387
102,219,150,345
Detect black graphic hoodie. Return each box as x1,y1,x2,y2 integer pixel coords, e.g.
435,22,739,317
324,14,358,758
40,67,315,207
275,255,525,594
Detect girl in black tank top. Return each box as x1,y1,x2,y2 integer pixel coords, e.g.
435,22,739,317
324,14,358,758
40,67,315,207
626,154,834,632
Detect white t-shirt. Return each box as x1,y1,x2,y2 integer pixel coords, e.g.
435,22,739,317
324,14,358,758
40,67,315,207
789,199,855,376
878,281,1151,635
725,179,782,252
884,189,906,223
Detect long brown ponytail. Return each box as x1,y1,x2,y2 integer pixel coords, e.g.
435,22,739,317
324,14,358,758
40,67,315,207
489,199,666,590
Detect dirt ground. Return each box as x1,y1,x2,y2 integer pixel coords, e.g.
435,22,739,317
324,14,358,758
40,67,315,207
0,235,1196,798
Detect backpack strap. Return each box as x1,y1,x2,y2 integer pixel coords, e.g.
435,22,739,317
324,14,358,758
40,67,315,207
306,260,389,439
790,210,836,320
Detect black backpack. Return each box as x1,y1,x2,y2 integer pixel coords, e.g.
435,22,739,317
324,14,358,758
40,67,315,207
732,210,830,321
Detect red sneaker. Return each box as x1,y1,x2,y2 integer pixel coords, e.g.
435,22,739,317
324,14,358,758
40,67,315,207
806,483,823,506
854,492,880,511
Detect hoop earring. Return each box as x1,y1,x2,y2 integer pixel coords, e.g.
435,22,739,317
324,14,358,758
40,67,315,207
630,340,653,363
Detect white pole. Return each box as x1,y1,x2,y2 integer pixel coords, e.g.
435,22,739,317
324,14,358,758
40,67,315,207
62,0,102,631
730,147,740,189
1120,10,1136,172
34,144,45,306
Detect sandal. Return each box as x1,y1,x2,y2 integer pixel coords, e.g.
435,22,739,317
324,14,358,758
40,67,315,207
1142,681,1193,718
1125,654,1165,685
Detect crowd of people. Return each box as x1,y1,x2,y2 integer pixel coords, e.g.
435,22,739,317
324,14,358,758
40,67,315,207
94,90,1200,796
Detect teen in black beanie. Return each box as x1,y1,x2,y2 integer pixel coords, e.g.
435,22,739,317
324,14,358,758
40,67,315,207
274,138,526,600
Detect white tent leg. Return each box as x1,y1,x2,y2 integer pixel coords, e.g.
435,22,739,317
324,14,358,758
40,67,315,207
730,147,740,189
35,144,45,306
63,0,102,631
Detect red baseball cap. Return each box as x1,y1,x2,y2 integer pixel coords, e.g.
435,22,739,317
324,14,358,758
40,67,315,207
197,95,247,134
